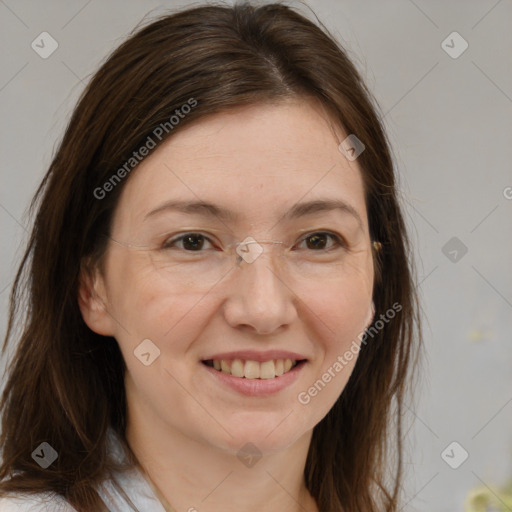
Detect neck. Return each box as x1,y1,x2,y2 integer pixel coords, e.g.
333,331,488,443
125,399,318,512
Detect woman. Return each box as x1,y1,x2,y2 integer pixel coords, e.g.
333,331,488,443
0,2,421,511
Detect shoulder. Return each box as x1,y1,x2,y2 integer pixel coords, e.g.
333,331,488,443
0,493,77,511
0,431,163,512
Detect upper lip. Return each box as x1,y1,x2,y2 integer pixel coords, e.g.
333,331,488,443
202,350,308,362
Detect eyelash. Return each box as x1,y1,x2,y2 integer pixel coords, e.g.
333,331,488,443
161,231,347,252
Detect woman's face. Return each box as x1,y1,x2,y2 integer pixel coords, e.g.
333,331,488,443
82,98,375,456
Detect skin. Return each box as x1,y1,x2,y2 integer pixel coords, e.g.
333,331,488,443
79,97,375,512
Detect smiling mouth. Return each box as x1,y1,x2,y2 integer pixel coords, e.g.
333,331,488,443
202,358,306,379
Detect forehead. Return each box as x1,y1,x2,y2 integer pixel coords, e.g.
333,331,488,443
112,99,368,231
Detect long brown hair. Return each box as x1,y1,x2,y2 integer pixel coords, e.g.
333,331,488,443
0,2,422,510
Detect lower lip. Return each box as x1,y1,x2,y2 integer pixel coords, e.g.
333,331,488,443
201,361,306,396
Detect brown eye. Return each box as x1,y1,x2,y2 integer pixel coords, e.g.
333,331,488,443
305,233,328,249
163,233,213,251
182,234,205,250
300,232,343,251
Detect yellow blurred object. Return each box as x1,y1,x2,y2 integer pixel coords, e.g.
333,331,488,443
467,329,493,342
464,481,512,512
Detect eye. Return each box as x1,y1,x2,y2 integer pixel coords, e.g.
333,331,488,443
296,232,346,251
162,233,215,251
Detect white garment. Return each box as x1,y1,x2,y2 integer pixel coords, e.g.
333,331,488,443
0,431,166,512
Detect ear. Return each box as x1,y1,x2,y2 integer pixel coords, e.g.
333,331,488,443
78,260,116,336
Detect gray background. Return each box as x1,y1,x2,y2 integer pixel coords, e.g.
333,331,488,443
1,1,511,510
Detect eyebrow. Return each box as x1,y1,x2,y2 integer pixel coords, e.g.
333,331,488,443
144,198,364,229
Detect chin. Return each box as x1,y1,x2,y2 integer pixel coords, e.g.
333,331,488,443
204,413,312,457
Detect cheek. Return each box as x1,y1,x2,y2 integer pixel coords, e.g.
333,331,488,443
106,251,212,339
294,288,368,419
295,264,372,401
298,265,373,339
108,264,213,400
310,290,370,380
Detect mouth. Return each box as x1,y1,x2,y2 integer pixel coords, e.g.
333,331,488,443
202,358,306,379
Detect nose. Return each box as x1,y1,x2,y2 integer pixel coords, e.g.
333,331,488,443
222,251,298,335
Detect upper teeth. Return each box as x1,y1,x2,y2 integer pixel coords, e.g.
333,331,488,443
210,359,296,379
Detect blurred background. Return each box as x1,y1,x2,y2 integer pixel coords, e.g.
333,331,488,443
1,1,511,510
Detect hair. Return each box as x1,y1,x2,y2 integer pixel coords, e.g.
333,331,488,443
0,2,422,511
